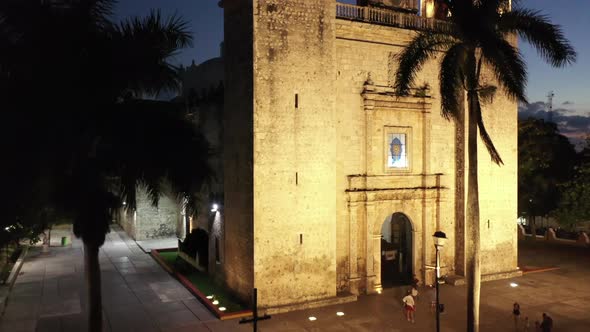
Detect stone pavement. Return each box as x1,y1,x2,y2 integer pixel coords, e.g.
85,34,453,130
0,228,245,332
2,230,589,331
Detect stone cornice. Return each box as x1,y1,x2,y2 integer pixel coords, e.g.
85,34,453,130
362,84,432,112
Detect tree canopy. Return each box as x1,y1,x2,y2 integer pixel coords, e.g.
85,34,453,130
518,118,577,219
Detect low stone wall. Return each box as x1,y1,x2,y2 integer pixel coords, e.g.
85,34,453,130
518,225,590,248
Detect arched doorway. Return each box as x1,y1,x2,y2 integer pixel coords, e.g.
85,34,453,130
380,213,413,288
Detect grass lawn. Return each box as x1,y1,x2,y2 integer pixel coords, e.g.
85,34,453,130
157,251,246,313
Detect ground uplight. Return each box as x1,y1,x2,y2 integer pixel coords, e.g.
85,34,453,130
510,282,518,287
308,316,317,321
336,311,345,316
212,300,219,305
219,307,226,311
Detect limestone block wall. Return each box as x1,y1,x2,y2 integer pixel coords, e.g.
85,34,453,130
252,0,338,308
116,207,135,238
475,65,518,275
222,0,255,303
222,0,518,308
334,19,458,289
334,17,518,285
134,186,180,241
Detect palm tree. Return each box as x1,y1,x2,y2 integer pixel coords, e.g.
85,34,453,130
394,1,575,331
61,100,212,331
1,1,212,331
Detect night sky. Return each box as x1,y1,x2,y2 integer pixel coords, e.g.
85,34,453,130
114,0,590,137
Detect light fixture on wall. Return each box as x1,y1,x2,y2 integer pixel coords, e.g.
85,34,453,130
211,203,219,212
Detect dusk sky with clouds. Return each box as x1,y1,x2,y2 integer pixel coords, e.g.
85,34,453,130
114,0,590,140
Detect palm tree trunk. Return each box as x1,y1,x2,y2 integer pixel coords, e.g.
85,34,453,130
466,90,481,332
84,242,102,332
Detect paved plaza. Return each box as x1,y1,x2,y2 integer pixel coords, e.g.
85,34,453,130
1,229,589,331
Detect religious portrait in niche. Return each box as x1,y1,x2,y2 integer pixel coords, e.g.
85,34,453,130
387,133,408,168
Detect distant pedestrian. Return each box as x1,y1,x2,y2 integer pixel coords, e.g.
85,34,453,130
540,313,553,332
402,290,416,323
523,316,530,332
411,285,419,301
513,302,521,328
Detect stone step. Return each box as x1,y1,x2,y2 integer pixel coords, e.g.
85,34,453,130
444,274,465,286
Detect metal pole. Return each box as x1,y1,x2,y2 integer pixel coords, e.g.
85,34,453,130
253,288,258,332
435,246,440,332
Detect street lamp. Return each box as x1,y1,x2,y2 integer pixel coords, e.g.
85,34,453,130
433,230,448,332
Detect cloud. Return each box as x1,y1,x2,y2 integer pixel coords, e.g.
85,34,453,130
517,101,548,120
555,107,576,114
562,101,574,105
518,101,590,145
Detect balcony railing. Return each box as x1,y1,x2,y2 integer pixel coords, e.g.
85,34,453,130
360,0,419,13
336,3,452,32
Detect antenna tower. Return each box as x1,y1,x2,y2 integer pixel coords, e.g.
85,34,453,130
546,91,555,123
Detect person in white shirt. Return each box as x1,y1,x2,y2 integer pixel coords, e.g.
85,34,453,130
402,290,416,323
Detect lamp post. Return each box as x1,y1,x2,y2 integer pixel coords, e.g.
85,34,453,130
433,230,447,332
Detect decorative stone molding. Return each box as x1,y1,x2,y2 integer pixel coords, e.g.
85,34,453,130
362,84,433,113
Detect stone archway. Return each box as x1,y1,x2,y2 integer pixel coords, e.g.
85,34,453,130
380,212,414,288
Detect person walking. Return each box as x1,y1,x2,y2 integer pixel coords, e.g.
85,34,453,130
513,302,521,329
411,285,419,301
540,313,553,332
402,290,416,323
523,316,530,332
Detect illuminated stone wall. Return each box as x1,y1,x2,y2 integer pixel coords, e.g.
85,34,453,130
222,0,255,303
333,19,518,288
251,0,338,308
222,0,518,310
116,186,181,241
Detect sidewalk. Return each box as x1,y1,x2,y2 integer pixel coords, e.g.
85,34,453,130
2,231,589,331
0,228,247,332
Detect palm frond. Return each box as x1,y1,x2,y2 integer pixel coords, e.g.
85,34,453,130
394,32,456,96
473,94,504,165
142,179,162,207
439,42,467,120
120,173,138,212
499,9,576,67
101,100,212,214
110,10,193,96
480,35,527,102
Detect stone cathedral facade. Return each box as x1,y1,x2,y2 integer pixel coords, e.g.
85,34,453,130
217,0,520,312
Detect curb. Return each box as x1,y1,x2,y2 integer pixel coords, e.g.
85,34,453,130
150,248,252,321
0,246,29,317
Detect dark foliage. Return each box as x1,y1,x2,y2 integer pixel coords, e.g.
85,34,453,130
518,118,577,219
179,228,209,268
